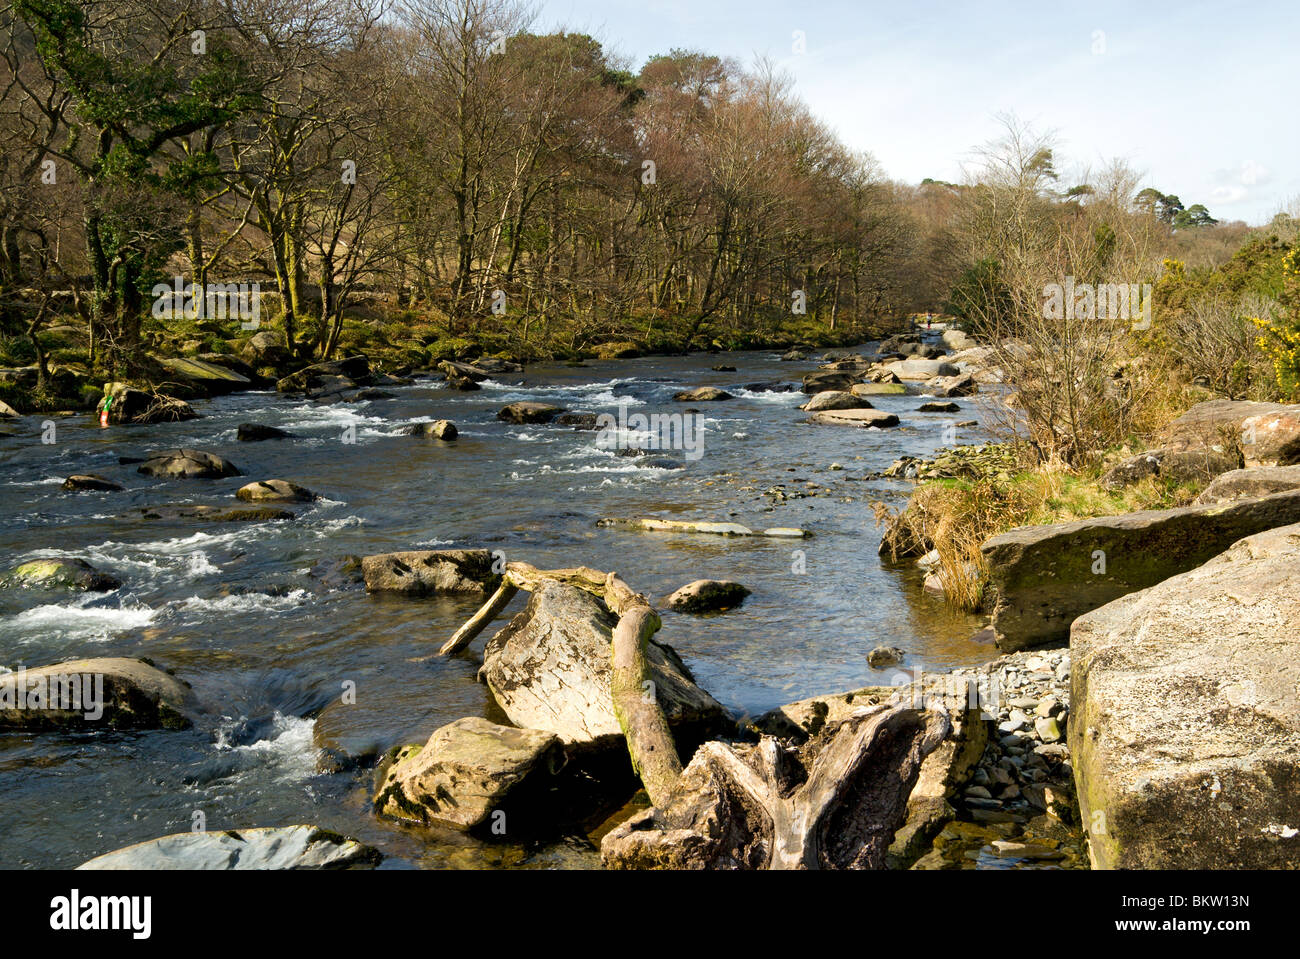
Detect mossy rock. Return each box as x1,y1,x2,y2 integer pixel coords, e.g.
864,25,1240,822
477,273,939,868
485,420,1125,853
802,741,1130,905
1,558,120,592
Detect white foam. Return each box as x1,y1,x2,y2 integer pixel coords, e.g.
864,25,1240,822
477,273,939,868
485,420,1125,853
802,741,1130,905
1,598,157,643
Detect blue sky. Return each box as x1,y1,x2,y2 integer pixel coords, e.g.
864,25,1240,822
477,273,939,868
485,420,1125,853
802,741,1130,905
536,0,1298,225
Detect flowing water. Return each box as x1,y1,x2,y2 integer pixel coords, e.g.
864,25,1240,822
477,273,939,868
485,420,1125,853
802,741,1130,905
0,343,996,868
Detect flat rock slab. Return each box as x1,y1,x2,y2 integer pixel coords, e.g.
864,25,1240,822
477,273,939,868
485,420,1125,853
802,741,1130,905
800,390,872,412
362,549,497,596
374,717,564,829
62,474,124,492
1070,522,1300,868
480,583,729,750
809,408,900,429
77,825,381,870
983,489,1300,650
0,657,195,730
1195,465,1300,504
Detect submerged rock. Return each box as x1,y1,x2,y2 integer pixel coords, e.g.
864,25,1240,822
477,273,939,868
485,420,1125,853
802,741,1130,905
373,717,565,830
78,825,381,870
664,579,751,613
1,558,120,592
479,583,729,751
127,504,294,523
236,423,292,442
983,488,1300,650
0,657,195,730
361,549,498,596
62,474,124,492
236,479,317,503
866,645,905,668
137,448,240,479
1071,521,1300,868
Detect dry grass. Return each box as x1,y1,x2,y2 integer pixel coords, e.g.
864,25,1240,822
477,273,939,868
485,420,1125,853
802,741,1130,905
877,462,1205,613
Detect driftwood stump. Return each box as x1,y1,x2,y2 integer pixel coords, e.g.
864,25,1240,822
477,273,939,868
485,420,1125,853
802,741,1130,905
600,704,951,869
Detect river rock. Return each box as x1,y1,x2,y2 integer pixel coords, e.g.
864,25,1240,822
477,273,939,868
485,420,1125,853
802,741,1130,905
276,356,371,395
1194,465,1300,504
361,549,497,596
800,391,872,412
0,399,19,417
78,825,381,870
62,474,123,492
241,330,291,368
664,579,751,613
236,479,317,503
923,372,977,397
373,717,565,830
1101,447,1240,490
672,386,732,402
983,488,1300,650
809,408,900,429
942,329,974,351
407,419,457,439
866,645,905,668
0,558,120,592
802,370,860,394
0,657,195,730
479,583,729,750
236,423,292,442
137,448,240,479
497,401,564,424
886,359,959,381
128,504,294,522
102,384,198,425
917,401,960,413
1070,521,1300,868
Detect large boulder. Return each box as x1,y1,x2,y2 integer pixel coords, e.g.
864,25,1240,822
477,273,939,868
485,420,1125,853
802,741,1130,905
1194,465,1300,504
1100,446,1240,490
885,359,959,381
0,657,195,730
800,391,871,412
361,549,497,596
241,330,291,368
923,373,977,397
1,558,120,592
1241,407,1300,467
496,401,564,424
1070,522,1300,868
1162,399,1291,454
406,419,457,439
78,825,381,870
809,408,900,429
479,583,729,750
373,717,565,830
276,356,371,396
941,328,974,351
137,448,240,479
801,370,860,394
983,489,1300,650
102,384,197,425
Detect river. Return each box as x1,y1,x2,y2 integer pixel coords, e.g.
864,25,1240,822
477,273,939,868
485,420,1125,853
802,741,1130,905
0,343,995,868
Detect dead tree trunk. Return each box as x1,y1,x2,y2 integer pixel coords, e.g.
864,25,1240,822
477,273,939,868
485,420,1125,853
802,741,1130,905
600,704,951,870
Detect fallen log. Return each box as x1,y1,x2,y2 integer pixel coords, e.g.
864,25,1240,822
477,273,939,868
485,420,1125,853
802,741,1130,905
600,704,951,869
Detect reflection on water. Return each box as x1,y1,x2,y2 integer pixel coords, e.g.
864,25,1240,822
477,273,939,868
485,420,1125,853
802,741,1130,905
0,344,995,868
